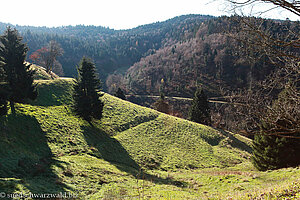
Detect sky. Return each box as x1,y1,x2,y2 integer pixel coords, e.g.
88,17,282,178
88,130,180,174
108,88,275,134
0,0,298,30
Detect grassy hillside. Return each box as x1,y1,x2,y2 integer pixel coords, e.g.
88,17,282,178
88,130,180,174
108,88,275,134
29,63,58,80
0,78,300,199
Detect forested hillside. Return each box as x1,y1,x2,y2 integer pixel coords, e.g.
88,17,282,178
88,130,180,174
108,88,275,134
1,7,300,198
120,16,299,97
1,15,298,97
0,15,212,85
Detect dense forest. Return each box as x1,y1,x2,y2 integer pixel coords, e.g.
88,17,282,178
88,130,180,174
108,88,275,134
120,16,299,97
1,15,298,96
0,15,212,88
1,1,300,196
1,15,299,122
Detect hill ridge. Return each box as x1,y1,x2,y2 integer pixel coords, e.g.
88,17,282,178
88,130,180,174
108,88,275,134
1,78,298,199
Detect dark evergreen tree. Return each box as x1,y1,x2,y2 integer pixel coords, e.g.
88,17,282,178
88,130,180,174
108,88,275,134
0,67,8,115
114,87,126,100
0,93,8,116
188,87,211,125
73,57,104,121
252,131,300,171
252,133,285,171
0,77,9,116
252,88,300,171
0,27,37,114
0,81,8,116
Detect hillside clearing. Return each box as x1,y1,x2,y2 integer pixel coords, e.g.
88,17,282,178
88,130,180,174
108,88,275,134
0,78,299,199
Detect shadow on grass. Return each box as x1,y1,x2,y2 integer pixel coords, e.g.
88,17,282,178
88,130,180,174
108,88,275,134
218,129,252,154
0,114,71,195
82,124,187,188
27,79,74,107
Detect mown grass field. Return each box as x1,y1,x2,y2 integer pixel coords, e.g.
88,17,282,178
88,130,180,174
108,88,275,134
0,77,300,199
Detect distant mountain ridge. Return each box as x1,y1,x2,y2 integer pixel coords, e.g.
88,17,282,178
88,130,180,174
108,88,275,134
0,15,298,96
0,15,213,85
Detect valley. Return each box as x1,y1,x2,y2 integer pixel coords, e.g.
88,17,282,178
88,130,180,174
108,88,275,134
0,8,299,199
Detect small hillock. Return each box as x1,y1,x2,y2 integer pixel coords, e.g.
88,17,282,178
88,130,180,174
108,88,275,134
0,77,299,199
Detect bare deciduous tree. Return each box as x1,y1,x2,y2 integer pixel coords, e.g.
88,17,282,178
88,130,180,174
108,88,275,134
224,0,300,138
30,40,64,75
227,0,300,17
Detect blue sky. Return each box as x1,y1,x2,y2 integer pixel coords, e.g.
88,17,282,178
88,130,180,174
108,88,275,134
0,0,298,30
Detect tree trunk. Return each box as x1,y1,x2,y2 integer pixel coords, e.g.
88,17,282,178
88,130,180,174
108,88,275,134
10,101,15,114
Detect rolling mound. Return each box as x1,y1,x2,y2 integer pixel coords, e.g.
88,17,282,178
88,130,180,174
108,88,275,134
1,78,299,199
29,63,58,80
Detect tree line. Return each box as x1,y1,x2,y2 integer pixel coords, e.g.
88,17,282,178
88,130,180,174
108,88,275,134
0,27,104,122
0,27,37,115
118,16,299,98
1,5,299,172
117,12,300,171
0,15,209,86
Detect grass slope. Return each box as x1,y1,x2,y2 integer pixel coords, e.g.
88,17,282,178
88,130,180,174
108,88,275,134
0,78,299,199
29,63,58,80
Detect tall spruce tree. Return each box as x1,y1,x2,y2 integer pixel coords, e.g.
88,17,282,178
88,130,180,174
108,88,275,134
0,27,37,114
189,87,211,125
73,57,104,121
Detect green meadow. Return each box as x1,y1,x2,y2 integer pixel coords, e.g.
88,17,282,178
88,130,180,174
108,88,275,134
0,76,299,199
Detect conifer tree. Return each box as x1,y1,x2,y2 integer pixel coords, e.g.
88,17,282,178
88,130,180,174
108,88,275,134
252,131,300,171
0,76,8,116
114,87,126,100
252,133,285,171
0,27,37,114
73,57,104,121
0,93,7,116
189,87,211,125
0,67,8,115
252,87,300,171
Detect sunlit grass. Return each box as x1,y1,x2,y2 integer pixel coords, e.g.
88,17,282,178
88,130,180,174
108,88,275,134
0,78,299,199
